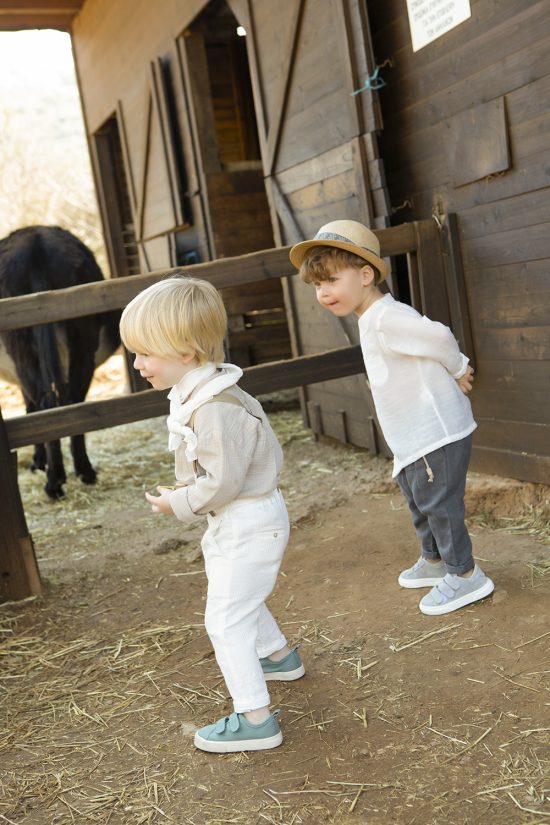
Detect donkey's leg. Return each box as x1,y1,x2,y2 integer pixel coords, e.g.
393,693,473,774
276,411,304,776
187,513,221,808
20,379,66,498
22,392,46,472
68,346,97,484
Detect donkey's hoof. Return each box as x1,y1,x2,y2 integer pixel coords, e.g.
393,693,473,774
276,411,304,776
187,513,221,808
45,482,66,500
78,467,97,485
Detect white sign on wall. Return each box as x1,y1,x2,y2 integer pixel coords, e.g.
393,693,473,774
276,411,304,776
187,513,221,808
406,0,471,52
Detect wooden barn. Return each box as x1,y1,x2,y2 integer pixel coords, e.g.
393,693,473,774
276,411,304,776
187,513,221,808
1,0,549,493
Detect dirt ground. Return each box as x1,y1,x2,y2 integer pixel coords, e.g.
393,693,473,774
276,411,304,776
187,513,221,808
1,357,549,825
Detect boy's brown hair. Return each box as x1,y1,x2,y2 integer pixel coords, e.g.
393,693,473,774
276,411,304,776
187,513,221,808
299,246,381,286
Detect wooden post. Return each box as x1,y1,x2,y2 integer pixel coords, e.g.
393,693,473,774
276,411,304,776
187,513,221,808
0,407,41,601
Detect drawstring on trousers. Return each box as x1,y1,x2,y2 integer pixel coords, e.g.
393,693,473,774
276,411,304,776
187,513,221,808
422,456,434,483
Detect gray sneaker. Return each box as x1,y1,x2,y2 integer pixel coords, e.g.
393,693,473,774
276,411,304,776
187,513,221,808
419,565,495,615
398,557,446,588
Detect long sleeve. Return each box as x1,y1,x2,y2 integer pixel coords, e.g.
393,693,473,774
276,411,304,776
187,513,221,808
358,294,476,477
378,309,469,378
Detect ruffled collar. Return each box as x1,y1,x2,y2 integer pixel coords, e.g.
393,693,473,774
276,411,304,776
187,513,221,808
166,362,243,459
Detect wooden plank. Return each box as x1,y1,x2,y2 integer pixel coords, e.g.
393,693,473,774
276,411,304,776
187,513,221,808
0,410,41,601
286,168,356,213
473,326,550,361
275,87,362,175
151,58,184,227
227,322,289,347
473,389,550,426
472,292,550,329
413,220,450,325
440,213,475,364
475,418,550,456
136,90,153,243
265,0,305,176
173,37,214,260
275,142,354,195
461,221,550,270
457,187,550,240
241,0,269,159
116,100,138,214
472,361,550,424
4,346,366,448
0,247,293,331
181,31,221,176
448,98,510,187
340,0,383,132
470,445,550,485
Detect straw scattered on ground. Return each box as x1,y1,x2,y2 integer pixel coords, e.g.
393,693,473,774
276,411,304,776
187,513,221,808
1,359,549,824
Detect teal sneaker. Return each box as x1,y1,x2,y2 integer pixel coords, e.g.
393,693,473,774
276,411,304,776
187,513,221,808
260,646,305,681
194,711,282,753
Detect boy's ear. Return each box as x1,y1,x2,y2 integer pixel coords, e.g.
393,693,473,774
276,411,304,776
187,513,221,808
360,264,376,285
181,349,198,364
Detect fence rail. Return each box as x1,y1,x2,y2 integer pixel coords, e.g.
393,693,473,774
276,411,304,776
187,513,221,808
5,346,365,448
0,224,417,332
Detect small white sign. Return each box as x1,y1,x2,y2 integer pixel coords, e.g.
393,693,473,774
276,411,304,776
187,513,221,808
406,0,471,52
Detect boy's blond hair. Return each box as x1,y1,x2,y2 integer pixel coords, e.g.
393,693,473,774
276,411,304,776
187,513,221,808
120,277,227,364
299,246,381,286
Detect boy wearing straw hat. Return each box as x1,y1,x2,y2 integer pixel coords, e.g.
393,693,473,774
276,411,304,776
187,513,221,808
290,220,494,615
120,277,304,753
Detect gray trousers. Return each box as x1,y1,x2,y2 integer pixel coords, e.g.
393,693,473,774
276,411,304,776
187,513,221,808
396,435,474,575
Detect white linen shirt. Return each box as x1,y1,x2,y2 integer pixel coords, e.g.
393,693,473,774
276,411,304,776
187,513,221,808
358,294,477,477
168,385,283,522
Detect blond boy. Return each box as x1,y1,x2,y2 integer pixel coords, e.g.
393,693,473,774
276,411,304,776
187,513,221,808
120,277,304,752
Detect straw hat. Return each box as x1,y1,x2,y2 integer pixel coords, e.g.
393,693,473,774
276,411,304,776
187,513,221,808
289,220,389,281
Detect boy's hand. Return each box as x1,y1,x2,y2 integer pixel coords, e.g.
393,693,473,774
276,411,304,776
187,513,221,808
145,486,175,515
456,366,474,395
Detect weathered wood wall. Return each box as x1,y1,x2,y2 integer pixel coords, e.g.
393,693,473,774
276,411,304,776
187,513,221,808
368,0,550,483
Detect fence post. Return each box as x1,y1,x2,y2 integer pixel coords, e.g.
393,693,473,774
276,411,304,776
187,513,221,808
0,406,41,601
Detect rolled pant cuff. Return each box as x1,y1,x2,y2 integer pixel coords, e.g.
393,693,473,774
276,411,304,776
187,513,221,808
446,561,475,575
234,691,271,714
256,635,287,659
422,552,441,561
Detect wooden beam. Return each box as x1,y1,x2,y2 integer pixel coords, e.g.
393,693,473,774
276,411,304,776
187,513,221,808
0,222,419,332
137,90,153,243
265,0,305,176
5,346,366,448
0,246,295,332
0,410,41,601
241,0,269,160
151,58,184,228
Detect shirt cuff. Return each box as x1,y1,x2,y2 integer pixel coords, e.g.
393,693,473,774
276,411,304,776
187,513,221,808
169,488,205,523
452,354,470,379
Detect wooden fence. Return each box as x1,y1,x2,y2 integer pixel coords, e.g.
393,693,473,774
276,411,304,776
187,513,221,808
0,218,470,601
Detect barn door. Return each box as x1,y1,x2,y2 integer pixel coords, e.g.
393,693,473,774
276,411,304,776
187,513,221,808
175,0,292,367
229,0,392,454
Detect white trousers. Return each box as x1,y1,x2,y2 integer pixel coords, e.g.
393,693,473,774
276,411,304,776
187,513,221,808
201,488,289,713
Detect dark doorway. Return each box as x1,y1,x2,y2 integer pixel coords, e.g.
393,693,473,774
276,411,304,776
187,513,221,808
93,115,141,278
